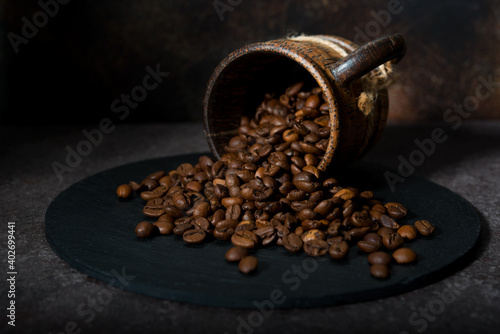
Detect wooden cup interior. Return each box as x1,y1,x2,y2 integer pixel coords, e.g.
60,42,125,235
204,52,318,159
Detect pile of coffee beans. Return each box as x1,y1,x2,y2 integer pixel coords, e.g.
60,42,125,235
116,82,436,278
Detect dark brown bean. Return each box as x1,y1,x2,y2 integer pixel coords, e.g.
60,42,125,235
367,251,392,265
282,233,303,253
231,230,258,248
135,221,155,237
370,264,390,279
153,221,174,235
382,233,404,250
385,202,408,219
238,256,258,274
303,239,329,256
183,229,206,244
393,248,418,264
225,246,249,262
414,220,436,236
329,241,349,259
117,184,133,198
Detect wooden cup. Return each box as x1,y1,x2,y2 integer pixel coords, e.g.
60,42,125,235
203,34,406,170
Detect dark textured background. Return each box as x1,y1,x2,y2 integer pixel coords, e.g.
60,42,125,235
1,0,500,124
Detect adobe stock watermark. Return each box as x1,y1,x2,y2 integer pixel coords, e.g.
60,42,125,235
353,0,412,45
49,267,135,334
7,0,71,54
226,256,321,334
51,64,169,182
398,276,469,334
384,70,500,192
213,0,244,22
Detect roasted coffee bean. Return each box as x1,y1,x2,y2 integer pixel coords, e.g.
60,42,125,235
225,204,242,220
370,264,390,279
173,222,194,236
377,227,395,237
357,240,380,253
327,220,341,237
397,225,418,240
393,248,417,264
172,192,191,210
367,251,392,265
225,246,249,262
117,184,133,198
303,239,329,256
183,229,206,244
135,222,155,237
383,232,404,250
235,220,256,232
313,199,335,216
379,214,400,229
281,233,303,253
301,229,325,242
334,188,356,201
238,256,258,274
221,197,243,208
363,232,382,246
154,221,174,235
351,210,372,227
348,226,371,239
231,230,258,248
143,205,165,218
158,214,175,224
301,219,323,231
329,241,349,259
371,203,386,213
254,226,276,245
415,220,436,236
213,227,235,241
385,202,408,219
192,217,211,231
141,178,158,191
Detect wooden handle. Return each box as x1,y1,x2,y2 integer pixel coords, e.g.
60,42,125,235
330,34,406,86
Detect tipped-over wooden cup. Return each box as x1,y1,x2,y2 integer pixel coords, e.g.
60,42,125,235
203,34,406,170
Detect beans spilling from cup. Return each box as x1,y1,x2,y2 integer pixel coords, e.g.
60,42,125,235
116,82,436,278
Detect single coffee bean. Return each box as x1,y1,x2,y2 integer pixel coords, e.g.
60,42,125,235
385,202,408,219
379,214,400,229
135,221,155,238
182,229,206,244
357,240,380,253
377,227,395,237
282,233,303,253
153,221,174,235
329,241,349,259
140,178,158,191
213,227,235,241
393,248,418,264
303,239,329,256
397,225,418,240
225,246,249,262
383,232,404,250
143,205,165,218
370,264,390,279
231,230,258,249
414,220,436,236
117,184,133,198
367,251,392,265
238,256,258,274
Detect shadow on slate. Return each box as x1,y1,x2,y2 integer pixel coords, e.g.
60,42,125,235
44,153,481,308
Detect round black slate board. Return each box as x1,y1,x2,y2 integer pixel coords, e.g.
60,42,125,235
45,153,480,308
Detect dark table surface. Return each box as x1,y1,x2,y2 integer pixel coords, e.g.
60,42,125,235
0,120,498,334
